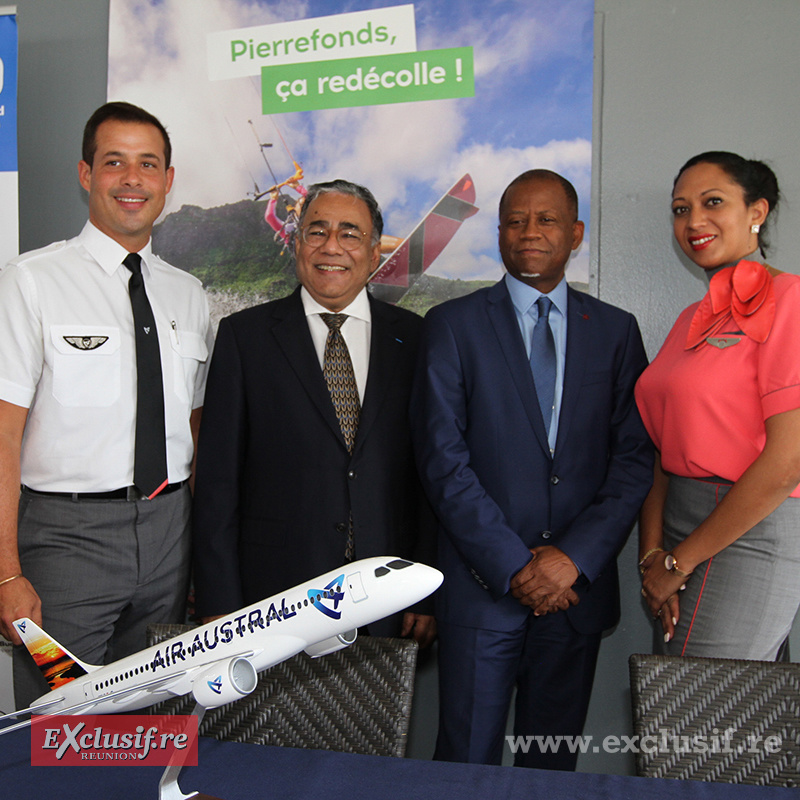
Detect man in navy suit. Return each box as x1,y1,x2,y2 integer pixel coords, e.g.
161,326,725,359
411,170,652,769
192,180,435,644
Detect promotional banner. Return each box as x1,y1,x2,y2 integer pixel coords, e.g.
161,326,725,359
0,7,17,267
108,0,593,320
0,5,17,716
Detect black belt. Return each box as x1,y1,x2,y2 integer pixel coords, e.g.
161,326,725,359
22,481,188,501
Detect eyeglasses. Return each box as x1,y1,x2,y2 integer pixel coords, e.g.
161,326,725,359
300,224,368,251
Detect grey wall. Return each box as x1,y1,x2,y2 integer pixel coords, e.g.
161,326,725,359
584,0,800,775
11,0,800,776
15,0,108,251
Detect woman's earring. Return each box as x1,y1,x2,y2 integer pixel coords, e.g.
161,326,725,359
751,224,761,234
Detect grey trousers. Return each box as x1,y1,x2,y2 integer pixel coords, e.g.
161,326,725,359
658,476,800,660
13,485,191,709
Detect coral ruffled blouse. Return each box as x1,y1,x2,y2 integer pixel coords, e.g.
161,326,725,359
635,261,800,496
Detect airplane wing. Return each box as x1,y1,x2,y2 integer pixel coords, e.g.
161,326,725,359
369,174,479,304
0,633,310,735
0,668,195,736
0,694,70,736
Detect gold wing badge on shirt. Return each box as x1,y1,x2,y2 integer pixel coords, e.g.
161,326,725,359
705,335,742,349
63,335,109,351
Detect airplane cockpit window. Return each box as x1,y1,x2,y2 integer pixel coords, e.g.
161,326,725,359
374,566,390,577
387,559,413,570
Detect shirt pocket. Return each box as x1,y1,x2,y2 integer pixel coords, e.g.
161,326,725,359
50,325,121,407
169,328,208,403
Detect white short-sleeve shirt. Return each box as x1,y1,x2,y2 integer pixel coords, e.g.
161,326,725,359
0,222,213,492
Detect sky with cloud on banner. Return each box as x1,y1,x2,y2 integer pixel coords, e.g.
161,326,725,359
108,0,593,284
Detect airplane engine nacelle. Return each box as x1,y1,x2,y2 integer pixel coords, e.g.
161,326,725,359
304,628,357,658
191,656,258,709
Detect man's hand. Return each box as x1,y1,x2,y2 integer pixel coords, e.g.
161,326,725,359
400,612,437,648
532,586,580,615
0,576,41,644
509,546,579,615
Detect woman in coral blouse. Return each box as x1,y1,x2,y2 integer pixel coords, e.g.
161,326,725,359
635,151,800,660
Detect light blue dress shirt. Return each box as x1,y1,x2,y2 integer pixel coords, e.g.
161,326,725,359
505,272,568,454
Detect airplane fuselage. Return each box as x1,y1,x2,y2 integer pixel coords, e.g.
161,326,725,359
23,557,441,717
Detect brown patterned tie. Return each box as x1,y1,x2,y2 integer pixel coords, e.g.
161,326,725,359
320,313,360,561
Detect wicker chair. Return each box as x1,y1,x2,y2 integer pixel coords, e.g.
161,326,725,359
146,623,419,757
629,653,800,786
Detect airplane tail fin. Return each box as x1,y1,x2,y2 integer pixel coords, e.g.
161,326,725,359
369,173,479,303
13,617,97,691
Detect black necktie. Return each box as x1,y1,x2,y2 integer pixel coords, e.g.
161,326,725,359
530,295,556,432
320,313,360,561
124,253,168,499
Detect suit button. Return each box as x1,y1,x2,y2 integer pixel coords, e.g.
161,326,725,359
541,530,552,540
550,475,560,485
347,470,356,480
335,522,347,533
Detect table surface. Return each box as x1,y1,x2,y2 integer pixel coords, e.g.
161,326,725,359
1,728,797,800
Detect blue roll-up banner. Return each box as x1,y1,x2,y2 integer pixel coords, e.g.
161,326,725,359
0,5,17,715
0,7,18,268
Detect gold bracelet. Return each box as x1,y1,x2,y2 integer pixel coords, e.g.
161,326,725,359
0,573,22,588
638,547,664,575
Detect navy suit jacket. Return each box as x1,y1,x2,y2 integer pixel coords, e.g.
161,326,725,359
410,279,653,635
192,288,435,634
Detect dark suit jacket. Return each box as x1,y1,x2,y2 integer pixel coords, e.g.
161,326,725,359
410,279,653,635
192,288,435,634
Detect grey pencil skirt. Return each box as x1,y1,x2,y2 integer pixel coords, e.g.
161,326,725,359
658,475,800,660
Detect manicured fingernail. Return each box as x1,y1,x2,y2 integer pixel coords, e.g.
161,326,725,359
664,632,671,643
672,617,677,626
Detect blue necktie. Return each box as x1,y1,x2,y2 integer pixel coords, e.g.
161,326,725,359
529,296,556,431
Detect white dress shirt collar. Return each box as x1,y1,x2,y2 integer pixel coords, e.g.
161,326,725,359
80,221,155,277
299,285,371,322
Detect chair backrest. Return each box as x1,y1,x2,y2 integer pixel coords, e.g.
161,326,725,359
629,653,800,786
146,624,418,757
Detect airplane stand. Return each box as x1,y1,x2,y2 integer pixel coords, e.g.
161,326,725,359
158,704,223,800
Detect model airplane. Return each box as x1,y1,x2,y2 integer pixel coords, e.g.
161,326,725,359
0,556,442,734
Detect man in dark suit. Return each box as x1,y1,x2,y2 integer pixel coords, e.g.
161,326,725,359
410,170,652,769
192,180,435,643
